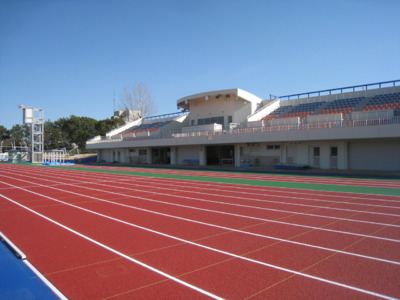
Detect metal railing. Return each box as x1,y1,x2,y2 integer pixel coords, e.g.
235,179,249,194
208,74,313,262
86,116,400,145
276,79,400,100
143,111,188,122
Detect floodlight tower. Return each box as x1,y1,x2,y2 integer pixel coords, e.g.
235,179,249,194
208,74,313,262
18,105,44,163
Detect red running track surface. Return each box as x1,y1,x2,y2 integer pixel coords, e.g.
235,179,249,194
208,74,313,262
0,164,399,299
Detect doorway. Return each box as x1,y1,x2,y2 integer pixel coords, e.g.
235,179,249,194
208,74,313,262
309,146,320,168
330,146,338,169
151,147,171,164
206,145,234,165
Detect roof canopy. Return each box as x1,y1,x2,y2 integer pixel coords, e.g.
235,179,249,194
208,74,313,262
177,88,262,110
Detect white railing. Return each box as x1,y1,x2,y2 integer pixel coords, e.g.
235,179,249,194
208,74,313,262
86,116,400,145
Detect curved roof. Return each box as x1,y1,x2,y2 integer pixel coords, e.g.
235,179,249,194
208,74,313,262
176,88,262,110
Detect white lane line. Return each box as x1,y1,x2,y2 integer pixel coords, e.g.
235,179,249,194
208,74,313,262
21,167,400,209
4,179,399,266
6,163,400,189
4,168,400,216
0,187,397,300
62,166,400,188
90,179,400,215
130,178,400,207
2,176,400,244
40,164,400,188
66,180,400,228
2,170,400,230
0,193,223,300
23,260,68,300
4,168,400,205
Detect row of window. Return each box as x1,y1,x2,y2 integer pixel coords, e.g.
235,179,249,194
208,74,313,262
267,145,281,150
191,116,233,126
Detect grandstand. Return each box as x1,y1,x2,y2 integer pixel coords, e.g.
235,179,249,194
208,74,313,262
86,80,400,171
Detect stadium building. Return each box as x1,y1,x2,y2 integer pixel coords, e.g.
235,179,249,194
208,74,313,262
86,80,400,171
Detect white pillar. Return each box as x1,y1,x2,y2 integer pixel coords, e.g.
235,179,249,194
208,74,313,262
146,148,152,164
281,144,286,164
341,141,349,170
234,144,241,167
199,145,206,166
170,147,177,165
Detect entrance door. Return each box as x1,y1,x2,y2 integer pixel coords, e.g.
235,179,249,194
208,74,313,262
330,146,338,169
309,146,320,168
151,148,171,164
206,145,234,165
286,145,296,164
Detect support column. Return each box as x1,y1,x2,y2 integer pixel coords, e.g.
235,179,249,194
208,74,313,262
341,141,349,170
281,144,287,164
199,145,206,166
234,144,241,167
146,148,152,164
170,147,177,165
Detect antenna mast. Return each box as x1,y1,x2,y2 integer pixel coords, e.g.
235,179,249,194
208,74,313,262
113,90,116,114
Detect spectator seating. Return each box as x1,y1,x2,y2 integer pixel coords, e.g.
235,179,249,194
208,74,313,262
317,97,364,115
263,102,325,121
281,101,325,118
122,121,172,134
360,93,400,111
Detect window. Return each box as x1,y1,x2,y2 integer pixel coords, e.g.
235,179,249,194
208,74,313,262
330,146,338,157
267,145,280,150
198,116,224,125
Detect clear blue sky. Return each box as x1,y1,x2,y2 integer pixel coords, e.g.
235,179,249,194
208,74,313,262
1,0,399,129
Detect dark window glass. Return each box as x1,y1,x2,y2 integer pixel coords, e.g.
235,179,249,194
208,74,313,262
313,147,320,156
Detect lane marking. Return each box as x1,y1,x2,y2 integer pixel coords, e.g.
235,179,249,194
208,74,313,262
2,170,400,230
4,167,400,208
2,176,400,244
6,180,400,266
3,169,400,218
0,187,397,300
3,165,400,195
36,164,400,188
0,193,223,300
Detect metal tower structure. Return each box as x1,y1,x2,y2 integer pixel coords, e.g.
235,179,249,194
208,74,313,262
18,105,44,163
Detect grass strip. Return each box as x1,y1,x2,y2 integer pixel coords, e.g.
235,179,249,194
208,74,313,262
42,165,400,197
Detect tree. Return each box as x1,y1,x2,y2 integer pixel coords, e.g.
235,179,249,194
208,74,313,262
0,125,10,139
95,118,125,136
44,121,64,150
9,124,30,145
55,115,98,151
119,82,157,119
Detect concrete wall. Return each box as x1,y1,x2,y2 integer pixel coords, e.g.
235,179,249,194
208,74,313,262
176,145,201,165
349,139,400,170
188,97,251,127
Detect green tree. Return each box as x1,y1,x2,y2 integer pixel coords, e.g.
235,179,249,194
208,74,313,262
55,115,98,150
0,125,10,139
9,124,30,145
44,121,64,150
95,118,125,136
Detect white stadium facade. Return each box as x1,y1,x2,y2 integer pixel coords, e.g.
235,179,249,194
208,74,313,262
86,80,400,172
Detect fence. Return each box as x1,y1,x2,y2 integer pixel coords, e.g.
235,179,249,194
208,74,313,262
87,116,400,144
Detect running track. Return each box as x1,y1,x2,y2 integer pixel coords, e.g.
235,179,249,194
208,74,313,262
0,163,399,299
